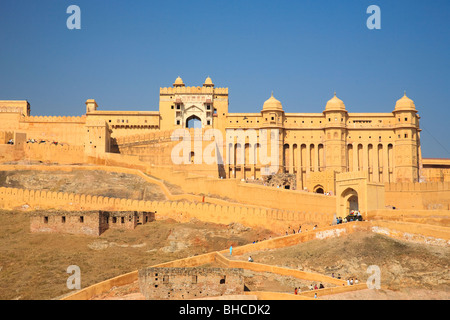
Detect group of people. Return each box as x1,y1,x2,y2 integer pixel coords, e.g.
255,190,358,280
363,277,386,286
285,225,302,235
26,138,62,146
252,237,270,244
284,224,320,236
309,283,325,290
331,273,359,285
346,278,359,285
7,139,14,145
335,210,362,224
293,283,324,296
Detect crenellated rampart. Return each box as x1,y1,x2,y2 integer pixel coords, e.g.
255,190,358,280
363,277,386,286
22,115,86,123
0,186,332,233
159,86,228,95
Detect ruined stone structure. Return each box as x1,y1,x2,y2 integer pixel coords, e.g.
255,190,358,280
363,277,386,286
30,210,154,236
138,267,244,300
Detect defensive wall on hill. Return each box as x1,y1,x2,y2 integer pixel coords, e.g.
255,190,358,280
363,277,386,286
384,181,450,210
10,142,450,210
61,221,449,300
0,186,332,232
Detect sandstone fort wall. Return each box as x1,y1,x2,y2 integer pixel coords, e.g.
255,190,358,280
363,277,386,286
0,187,333,232
61,220,449,300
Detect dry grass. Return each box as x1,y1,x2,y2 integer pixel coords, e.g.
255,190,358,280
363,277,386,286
0,170,167,201
0,210,274,300
237,231,450,298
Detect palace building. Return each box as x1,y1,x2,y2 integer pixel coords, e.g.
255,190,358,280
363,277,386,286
1,77,449,194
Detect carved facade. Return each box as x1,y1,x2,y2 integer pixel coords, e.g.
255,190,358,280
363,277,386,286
1,77,449,191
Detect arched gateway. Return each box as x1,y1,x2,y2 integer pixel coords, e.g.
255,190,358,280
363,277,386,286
335,172,385,219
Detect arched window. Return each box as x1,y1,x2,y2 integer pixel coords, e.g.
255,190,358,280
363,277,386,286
186,115,201,129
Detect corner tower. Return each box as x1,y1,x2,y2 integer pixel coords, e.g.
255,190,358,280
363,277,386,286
260,92,285,174
393,93,421,182
323,93,348,172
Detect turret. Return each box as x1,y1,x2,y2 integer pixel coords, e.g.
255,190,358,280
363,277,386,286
323,92,348,172
393,92,420,182
85,99,98,114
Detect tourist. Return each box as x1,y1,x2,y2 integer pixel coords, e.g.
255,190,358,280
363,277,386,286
319,283,324,289
314,284,318,290
309,284,314,291
294,287,298,295
229,245,232,256
248,256,253,262
314,293,318,299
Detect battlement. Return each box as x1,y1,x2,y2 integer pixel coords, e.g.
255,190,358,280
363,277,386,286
0,186,332,233
25,143,84,152
160,86,228,95
385,181,450,192
22,115,86,123
115,128,210,146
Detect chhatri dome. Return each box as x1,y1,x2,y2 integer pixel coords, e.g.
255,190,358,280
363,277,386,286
173,76,185,87
324,92,346,112
203,76,214,87
262,92,283,111
394,92,416,112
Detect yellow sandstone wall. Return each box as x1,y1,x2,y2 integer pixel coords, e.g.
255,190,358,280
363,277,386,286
0,187,333,233
367,209,450,227
61,219,449,300
384,182,450,210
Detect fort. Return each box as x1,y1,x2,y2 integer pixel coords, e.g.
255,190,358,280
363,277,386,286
0,77,449,300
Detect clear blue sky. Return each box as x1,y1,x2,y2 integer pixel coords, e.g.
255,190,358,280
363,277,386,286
0,0,449,158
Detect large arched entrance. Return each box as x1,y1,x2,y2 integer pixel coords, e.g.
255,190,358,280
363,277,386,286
186,115,201,129
348,195,359,212
335,173,385,220
341,188,359,215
